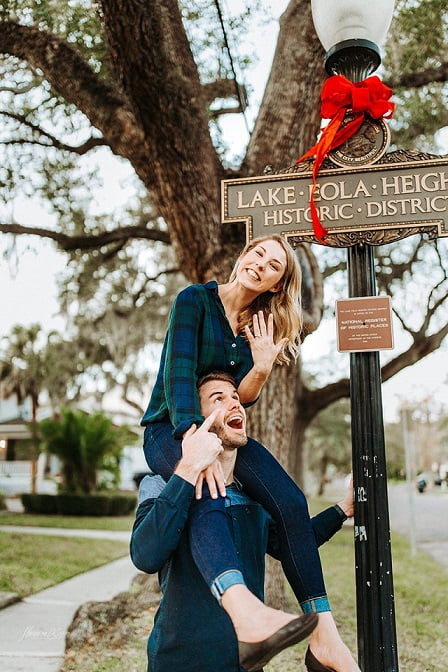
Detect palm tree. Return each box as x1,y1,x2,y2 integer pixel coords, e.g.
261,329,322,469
0,324,47,492
37,408,131,494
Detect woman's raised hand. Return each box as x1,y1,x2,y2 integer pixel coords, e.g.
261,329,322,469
244,311,288,374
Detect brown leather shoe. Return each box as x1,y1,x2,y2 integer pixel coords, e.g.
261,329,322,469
305,646,336,672
238,612,318,672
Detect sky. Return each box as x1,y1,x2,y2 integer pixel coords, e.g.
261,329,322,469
1,0,447,424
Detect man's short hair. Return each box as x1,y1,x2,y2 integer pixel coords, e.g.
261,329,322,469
197,371,237,391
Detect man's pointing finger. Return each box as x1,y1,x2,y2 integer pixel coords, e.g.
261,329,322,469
200,408,220,431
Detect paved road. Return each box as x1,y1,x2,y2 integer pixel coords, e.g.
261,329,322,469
387,482,448,572
326,479,448,572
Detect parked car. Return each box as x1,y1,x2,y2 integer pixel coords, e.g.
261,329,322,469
416,474,427,493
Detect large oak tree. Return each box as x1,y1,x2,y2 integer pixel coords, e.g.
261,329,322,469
1,0,447,487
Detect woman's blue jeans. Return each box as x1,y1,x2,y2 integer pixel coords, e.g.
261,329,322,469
143,422,329,612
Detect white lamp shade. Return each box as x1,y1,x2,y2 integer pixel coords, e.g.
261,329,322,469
311,0,395,51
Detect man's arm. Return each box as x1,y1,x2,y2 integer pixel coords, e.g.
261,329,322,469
267,479,354,558
130,474,196,574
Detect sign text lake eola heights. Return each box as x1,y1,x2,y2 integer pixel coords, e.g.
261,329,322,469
221,150,448,248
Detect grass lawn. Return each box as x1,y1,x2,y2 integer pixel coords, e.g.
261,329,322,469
0,511,135,531
0,531,129,597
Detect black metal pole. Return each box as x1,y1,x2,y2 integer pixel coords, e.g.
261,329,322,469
348,244,399,672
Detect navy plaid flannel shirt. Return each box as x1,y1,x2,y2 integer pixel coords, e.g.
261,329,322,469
141,281,254,438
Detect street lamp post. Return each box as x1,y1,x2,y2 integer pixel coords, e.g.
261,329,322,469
311,2,399,671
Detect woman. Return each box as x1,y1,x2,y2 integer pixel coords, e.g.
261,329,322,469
141,235,359,672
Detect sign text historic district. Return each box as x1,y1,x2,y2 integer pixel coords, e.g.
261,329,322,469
221,154,448,247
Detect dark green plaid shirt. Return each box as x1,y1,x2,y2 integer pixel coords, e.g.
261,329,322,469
141,282,254,438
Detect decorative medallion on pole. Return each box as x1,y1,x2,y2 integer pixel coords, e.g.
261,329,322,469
294,74,395,241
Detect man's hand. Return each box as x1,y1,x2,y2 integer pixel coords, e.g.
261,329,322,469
195,461,226,500
337,473,354,518
175,409,223,488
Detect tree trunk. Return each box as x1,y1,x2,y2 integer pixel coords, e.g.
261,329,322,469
240,1,325,607
246,364,300,609
318,455,329,496
100,0,224,282
30,394,39,494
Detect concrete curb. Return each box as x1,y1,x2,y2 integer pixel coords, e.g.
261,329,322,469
0,592,21,609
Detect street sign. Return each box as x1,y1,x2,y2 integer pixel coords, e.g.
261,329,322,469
222,151,448,248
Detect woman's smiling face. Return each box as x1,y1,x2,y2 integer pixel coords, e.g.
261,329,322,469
236,239,287,294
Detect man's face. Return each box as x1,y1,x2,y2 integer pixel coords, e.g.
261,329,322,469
199,379,247,450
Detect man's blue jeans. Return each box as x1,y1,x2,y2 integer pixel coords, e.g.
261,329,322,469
143,422,329,612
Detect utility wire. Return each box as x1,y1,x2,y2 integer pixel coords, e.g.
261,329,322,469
213,0,251,135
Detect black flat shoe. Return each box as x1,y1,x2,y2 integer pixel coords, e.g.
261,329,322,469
238,613,318,672
305,646,336,672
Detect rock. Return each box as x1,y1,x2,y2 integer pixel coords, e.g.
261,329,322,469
0,592,21,609
65,574,161,651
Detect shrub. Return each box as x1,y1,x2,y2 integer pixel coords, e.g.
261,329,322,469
21,493,59,514
20,492,137,516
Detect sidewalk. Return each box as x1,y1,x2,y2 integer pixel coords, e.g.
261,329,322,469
0,526,140,672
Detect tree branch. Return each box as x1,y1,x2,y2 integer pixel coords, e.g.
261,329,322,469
121,390,144,415
203,78,242,105
299,317,448,425
0,222,170,250
92,267,181,322
0,20,147,162
0,79,39,94
385,62,448,90
0,110,107,153
382,323,448,381
209,105,242,119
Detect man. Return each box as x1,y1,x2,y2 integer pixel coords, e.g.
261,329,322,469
130,371,352,672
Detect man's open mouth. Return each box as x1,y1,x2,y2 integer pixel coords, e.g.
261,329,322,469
227,415,244,429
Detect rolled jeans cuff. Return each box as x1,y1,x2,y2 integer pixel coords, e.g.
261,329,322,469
301,596,331,613
211,570,246,603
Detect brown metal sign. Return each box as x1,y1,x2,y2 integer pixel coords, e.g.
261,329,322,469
336,297,394,352
221,151,448,248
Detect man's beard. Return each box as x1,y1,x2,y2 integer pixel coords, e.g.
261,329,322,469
210,422,247,450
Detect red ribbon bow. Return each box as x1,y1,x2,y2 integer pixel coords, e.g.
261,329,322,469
296,74,395,242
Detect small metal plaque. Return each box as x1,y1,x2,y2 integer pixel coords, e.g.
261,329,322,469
336,296,394,352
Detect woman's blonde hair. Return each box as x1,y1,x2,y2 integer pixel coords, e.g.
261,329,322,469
229,235,303,365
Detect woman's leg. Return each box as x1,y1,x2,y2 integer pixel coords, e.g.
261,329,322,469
144,423,244,586
143,423,182,480
235,436,327,610
235,437,360,671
